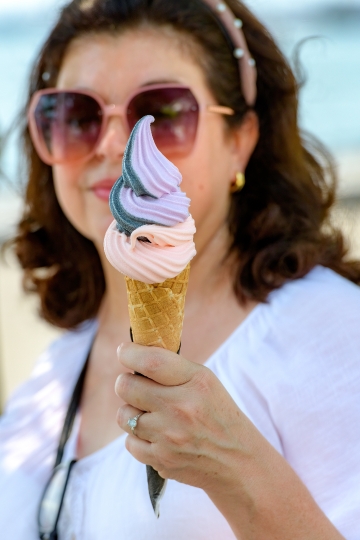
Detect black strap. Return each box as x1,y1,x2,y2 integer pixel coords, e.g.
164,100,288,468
54,349,91,467
38,348,91,540
54,331,180,467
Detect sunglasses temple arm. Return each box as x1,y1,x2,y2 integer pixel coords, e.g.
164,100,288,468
207,105,235,116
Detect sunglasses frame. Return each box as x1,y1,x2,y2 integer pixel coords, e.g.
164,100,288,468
28,83,235,165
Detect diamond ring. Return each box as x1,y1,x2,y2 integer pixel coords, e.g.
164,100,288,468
127,412,145,436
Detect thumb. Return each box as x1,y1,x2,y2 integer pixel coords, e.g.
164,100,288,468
118,342,199,386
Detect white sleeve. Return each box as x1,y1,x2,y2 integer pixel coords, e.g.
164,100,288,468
262,270,360,539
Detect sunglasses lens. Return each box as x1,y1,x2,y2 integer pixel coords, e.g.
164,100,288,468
127,87,199,156
33,92,103,163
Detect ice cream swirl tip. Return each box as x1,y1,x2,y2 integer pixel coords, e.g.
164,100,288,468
109,115,190,237
104,115,196,283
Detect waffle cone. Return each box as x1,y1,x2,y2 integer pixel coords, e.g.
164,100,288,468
125,263,190,353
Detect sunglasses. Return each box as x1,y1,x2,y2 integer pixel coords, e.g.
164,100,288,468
28,83,234,165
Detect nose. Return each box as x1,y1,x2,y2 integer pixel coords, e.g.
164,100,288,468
95,116,128,161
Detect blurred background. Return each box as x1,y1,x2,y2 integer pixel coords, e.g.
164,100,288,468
1,0,360,408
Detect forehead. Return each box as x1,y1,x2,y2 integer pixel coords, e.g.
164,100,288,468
56,28,210,103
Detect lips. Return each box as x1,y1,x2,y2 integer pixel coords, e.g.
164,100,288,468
90,179,117,201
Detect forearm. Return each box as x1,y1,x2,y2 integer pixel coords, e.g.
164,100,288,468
206,442,345,540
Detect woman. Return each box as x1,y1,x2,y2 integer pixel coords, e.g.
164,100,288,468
1,0,359,538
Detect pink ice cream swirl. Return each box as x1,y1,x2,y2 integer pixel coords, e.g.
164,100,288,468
104,115,196,284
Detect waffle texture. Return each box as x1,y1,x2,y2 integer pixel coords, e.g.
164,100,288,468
125,263,190,353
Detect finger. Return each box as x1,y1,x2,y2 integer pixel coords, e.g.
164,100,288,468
117,342,199,386
125,433,161,473
117,404,157,443
115,371,170,412
116,404,142,435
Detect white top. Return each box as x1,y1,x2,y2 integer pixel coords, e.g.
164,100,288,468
1,266,360,539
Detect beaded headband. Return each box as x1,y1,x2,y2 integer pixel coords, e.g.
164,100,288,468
201,0,257,106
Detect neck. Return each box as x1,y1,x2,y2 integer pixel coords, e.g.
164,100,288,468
186,223,234,310
96,247,130,331
95,222,235,328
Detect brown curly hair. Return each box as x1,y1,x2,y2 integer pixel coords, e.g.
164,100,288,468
12,0,360,329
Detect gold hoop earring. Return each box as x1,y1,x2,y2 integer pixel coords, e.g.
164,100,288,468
230,172,245,193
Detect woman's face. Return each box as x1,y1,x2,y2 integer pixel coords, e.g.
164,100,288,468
54,28,256,254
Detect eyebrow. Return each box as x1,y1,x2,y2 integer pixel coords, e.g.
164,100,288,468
140,78,180,87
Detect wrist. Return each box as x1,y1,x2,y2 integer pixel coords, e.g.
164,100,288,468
205,437,344,540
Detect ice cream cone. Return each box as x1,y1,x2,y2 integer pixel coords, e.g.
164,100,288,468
124,263,190,517
125,263,190,354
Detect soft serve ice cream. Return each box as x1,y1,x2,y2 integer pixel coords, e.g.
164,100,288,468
104,115,196,283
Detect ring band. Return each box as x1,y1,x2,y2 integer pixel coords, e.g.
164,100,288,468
127,412,144,436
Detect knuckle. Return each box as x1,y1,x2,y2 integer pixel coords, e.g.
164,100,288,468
141,348,165,375
115,372,133,397
124,434,133,453
164,429,191,448
156,446,177,470
116,405,129,427
173,401,198,424
172,392,203,422
157,468,171,480
117,341,131,359
116,407,123,425
148,457,171,480
191,366,214,395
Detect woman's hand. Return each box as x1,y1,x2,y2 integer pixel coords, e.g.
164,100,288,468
115,342,251,492
115,343,344,540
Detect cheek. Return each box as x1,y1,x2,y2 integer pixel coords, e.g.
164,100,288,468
179,158,213,223
173,128,232,226
52,165,89,237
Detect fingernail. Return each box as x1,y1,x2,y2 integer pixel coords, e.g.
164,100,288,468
117,343,123,358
